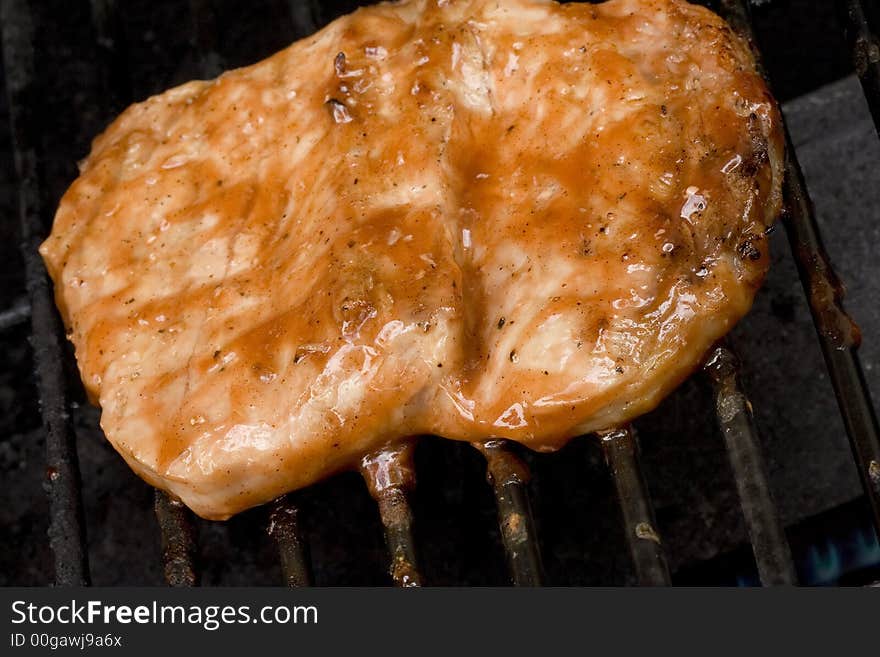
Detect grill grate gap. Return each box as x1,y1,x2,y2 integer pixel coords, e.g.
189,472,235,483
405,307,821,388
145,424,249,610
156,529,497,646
89,0,132,115
287,0,320,40
0,296,30,331
837,0,880,135
188,0,224,78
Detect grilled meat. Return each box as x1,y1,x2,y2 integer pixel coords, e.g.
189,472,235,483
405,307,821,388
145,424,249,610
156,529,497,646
40,0,783,519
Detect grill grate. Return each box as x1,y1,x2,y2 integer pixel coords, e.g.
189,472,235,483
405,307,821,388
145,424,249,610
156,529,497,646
3,0,880,587
720,0,880,538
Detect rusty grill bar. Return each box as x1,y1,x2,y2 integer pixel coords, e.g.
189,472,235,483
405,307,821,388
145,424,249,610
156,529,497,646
359,446,423,587
600,426,671,586
3,0,880,587
478,441,544,586
268,496,313,587
154,491,199,587
704,342,797,585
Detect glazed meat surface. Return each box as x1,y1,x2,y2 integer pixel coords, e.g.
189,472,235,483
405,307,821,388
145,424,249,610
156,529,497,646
41,0,783,519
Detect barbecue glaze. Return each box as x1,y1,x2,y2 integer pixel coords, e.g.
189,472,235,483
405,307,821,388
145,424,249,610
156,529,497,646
40,0,783,519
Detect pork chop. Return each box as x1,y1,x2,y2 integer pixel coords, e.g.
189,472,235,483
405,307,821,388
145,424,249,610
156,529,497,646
40,0,783,519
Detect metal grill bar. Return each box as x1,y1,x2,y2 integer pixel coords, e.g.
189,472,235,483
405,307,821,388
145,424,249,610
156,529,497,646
360,444,423,587
783,154,880,536
154,491,199,586
704,342,798,585
600,426,671,586
1,0,91,586
475,441,543,586
719,0,880,541
268,496,313,587
837,0,880,135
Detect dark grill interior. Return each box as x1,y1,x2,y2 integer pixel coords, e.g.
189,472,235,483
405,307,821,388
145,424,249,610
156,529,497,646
2,0,880,586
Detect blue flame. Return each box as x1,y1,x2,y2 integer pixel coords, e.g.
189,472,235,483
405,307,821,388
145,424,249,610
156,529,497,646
807,540,842,585
800,523,880,585
852,526,880,568
736,572,759,587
